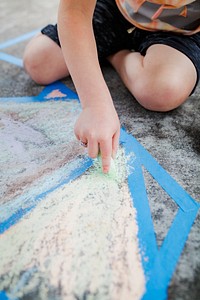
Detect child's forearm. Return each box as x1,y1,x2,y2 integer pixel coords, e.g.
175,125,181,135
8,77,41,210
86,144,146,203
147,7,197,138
58,0,113,109
58,1,120,173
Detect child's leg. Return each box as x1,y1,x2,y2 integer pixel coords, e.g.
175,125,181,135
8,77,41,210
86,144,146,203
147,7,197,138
108,44,197,112
23,33,69,85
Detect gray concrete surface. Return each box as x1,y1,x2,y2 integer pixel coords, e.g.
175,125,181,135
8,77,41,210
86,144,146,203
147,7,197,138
0,1,199,299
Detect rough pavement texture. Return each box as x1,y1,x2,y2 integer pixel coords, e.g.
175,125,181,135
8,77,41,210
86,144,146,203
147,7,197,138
0,1,199,299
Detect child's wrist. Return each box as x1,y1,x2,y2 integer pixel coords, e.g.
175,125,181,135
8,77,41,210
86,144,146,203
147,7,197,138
81,94,114,109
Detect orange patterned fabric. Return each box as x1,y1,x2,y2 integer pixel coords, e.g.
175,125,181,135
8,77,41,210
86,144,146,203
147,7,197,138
115,0,200,34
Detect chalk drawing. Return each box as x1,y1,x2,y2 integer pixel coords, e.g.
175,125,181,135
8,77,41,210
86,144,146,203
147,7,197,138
0,31,199,300
0,147,145,300
0,85,145,299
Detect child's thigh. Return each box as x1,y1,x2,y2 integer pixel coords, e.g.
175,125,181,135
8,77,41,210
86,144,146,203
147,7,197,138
24,33,63,63
144,44,197,89
112,44,198,111
135,44,198,110
132,30,200,95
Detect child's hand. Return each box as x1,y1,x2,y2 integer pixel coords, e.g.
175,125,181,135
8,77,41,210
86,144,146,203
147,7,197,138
74,102,120,173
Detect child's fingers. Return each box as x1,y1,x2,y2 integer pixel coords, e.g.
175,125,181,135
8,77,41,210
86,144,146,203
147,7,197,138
99,139,112,173
88,139,99,159
112,129,120,159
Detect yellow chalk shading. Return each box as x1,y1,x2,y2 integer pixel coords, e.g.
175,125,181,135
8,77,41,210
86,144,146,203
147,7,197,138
0,149,145,299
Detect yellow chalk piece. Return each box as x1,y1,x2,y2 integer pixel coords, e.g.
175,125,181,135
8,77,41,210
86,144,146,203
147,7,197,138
97,155,118,179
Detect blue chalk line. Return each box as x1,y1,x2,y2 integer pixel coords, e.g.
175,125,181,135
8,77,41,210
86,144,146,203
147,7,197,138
0,29,40,50
0,29,40,69
0,82,79,103
120,129,199,300
0,52,23,67
0,291,10,300
0,156,93,234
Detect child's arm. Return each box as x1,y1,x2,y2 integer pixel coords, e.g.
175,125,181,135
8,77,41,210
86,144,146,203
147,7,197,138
58,0,120,173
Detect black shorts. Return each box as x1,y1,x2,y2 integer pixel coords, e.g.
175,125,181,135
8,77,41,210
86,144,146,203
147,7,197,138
41,0,200,93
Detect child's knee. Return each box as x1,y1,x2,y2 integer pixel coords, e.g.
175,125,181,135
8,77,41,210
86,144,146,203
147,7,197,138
23,50,39,83
23,35,56,85
23,42,46,84
133,76,189,112
23,35,69,85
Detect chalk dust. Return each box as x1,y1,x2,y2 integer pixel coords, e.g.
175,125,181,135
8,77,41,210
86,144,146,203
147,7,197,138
0,100,84,205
